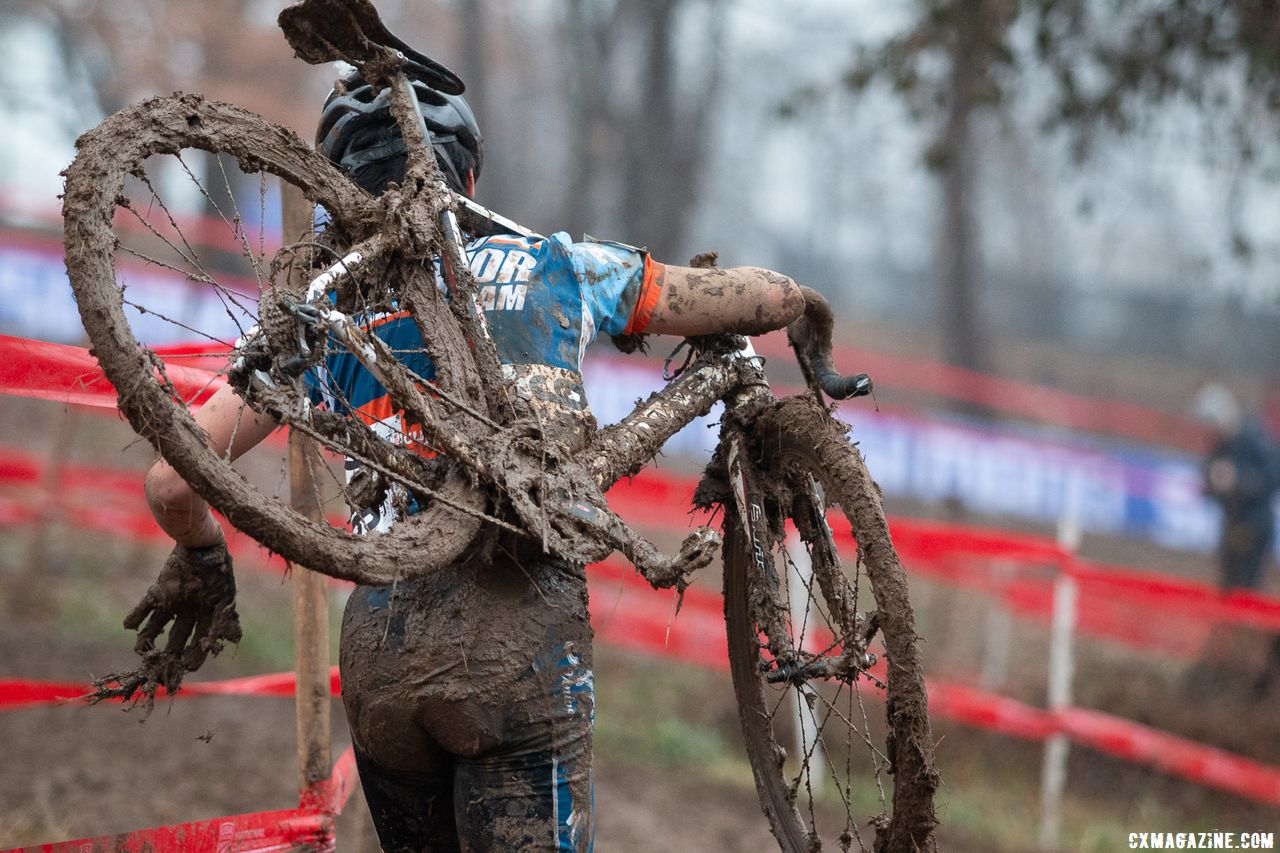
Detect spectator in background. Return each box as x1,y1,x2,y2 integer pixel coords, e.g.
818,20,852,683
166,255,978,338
1193,383,1280,697
1194,383,1280,592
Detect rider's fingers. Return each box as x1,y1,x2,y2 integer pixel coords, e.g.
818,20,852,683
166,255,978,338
213,601,243,645
164,612,196,656
134,608,173,654
182,611,215,671
123,586,160,630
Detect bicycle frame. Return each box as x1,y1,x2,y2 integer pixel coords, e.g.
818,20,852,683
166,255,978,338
239,1,870,592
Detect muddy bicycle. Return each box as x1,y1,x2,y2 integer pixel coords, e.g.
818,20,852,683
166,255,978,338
60,0,937,849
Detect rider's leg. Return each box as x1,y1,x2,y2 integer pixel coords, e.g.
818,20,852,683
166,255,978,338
351,746,461,852
451,638,595,853
341,583,465,851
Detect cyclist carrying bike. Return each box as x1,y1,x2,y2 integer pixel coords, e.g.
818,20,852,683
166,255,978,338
136,61,807,852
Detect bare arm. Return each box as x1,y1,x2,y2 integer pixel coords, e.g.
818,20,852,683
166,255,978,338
642,263,806,337
145,384,279,547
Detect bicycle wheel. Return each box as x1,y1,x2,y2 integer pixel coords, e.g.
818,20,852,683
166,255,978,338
721,395,937,852
62,93,486,584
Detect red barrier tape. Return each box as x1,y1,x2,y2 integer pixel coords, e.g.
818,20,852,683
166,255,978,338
0,669,343,711
7,661,1280,809
0,265,1205,449
5,447,1280,649
0,334,223,409
10,808,331,853
924,685,1280,806
601,468,1280,638
5,747,358,853
751,331,1209,451
1,334,1277,810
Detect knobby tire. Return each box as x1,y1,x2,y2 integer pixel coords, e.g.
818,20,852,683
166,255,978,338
723,396,938,853
62,93,481,584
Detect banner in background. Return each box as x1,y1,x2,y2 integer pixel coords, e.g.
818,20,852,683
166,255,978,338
0,231,1257,557
0,233,254,346
582,359,1235,556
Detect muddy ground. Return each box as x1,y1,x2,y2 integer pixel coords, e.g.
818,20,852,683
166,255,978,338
3,528,1275,853
0,609,976,853
2,398,1278,851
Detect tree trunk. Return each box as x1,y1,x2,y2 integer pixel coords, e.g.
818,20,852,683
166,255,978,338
561,0,615,237
939,1,987,375
458,0,488,123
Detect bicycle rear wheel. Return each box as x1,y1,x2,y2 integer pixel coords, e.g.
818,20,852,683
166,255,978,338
722,396,937,852
62,93,485,584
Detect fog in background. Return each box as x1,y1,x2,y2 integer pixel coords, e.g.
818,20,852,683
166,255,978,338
6,0,1279,391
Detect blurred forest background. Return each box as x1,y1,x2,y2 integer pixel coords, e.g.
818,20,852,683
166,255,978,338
7,0,1280,397
3,1,1280,851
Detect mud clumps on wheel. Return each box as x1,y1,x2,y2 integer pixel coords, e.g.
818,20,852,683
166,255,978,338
61,94,483,586
716,394,938,852
754,396,939,853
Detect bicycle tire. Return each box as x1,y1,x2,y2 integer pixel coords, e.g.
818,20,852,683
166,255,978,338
722,395,938,852
62,93,485,584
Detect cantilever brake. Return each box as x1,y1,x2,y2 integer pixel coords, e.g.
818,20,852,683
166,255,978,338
563,492,722,591
493,454,720,591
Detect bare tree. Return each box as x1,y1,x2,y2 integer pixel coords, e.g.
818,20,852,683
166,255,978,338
559,0,727,257
846,0,1018,374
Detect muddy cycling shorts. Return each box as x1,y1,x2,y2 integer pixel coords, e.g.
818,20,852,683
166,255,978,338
339,558,595,852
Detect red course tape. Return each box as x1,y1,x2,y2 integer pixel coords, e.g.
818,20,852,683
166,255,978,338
4,747,358,853
0,334,223,409
2,334,1279,822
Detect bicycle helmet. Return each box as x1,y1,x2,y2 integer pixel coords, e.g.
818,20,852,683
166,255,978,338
317,66,482,197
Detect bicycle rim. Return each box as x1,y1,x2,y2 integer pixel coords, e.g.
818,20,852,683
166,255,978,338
723,396,938,853
62,93,484,584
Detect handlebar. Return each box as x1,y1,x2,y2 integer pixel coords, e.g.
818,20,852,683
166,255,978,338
786,286,873,402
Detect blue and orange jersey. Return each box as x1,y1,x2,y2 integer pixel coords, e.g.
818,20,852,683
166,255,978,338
305,230,664,532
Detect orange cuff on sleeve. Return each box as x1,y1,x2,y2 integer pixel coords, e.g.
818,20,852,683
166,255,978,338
623,258,666,335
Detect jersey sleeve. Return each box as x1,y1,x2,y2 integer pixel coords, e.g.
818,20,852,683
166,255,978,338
560,233,666,338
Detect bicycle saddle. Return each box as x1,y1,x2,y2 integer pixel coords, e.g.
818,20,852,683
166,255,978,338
279,0,465,95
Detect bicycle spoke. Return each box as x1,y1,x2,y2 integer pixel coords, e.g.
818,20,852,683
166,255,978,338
122,168,263,339
765,680,794,726
180,360,231,410
258,172,268,263
122,298,236,348
793,681,863,844
118,243,217,285
134,170,264,321
176,154,260,285
224,394,248,463
852,678,890,811
215,153,272,289
794,685,820,836
300,430,335,523
153,350,238,360
134,170,206,272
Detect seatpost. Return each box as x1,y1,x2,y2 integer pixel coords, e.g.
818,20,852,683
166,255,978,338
389,67,512,421
394,75,475,307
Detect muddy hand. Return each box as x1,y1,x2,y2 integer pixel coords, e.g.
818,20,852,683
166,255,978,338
89,543,242,712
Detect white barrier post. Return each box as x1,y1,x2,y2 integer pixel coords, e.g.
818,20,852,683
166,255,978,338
787,533,825,794
1038,516,1080,850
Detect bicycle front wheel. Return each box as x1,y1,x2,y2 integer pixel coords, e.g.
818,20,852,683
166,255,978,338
722,395,938,853
62,93,484,584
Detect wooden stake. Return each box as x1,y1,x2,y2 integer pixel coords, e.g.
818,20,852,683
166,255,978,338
283,182,332,793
